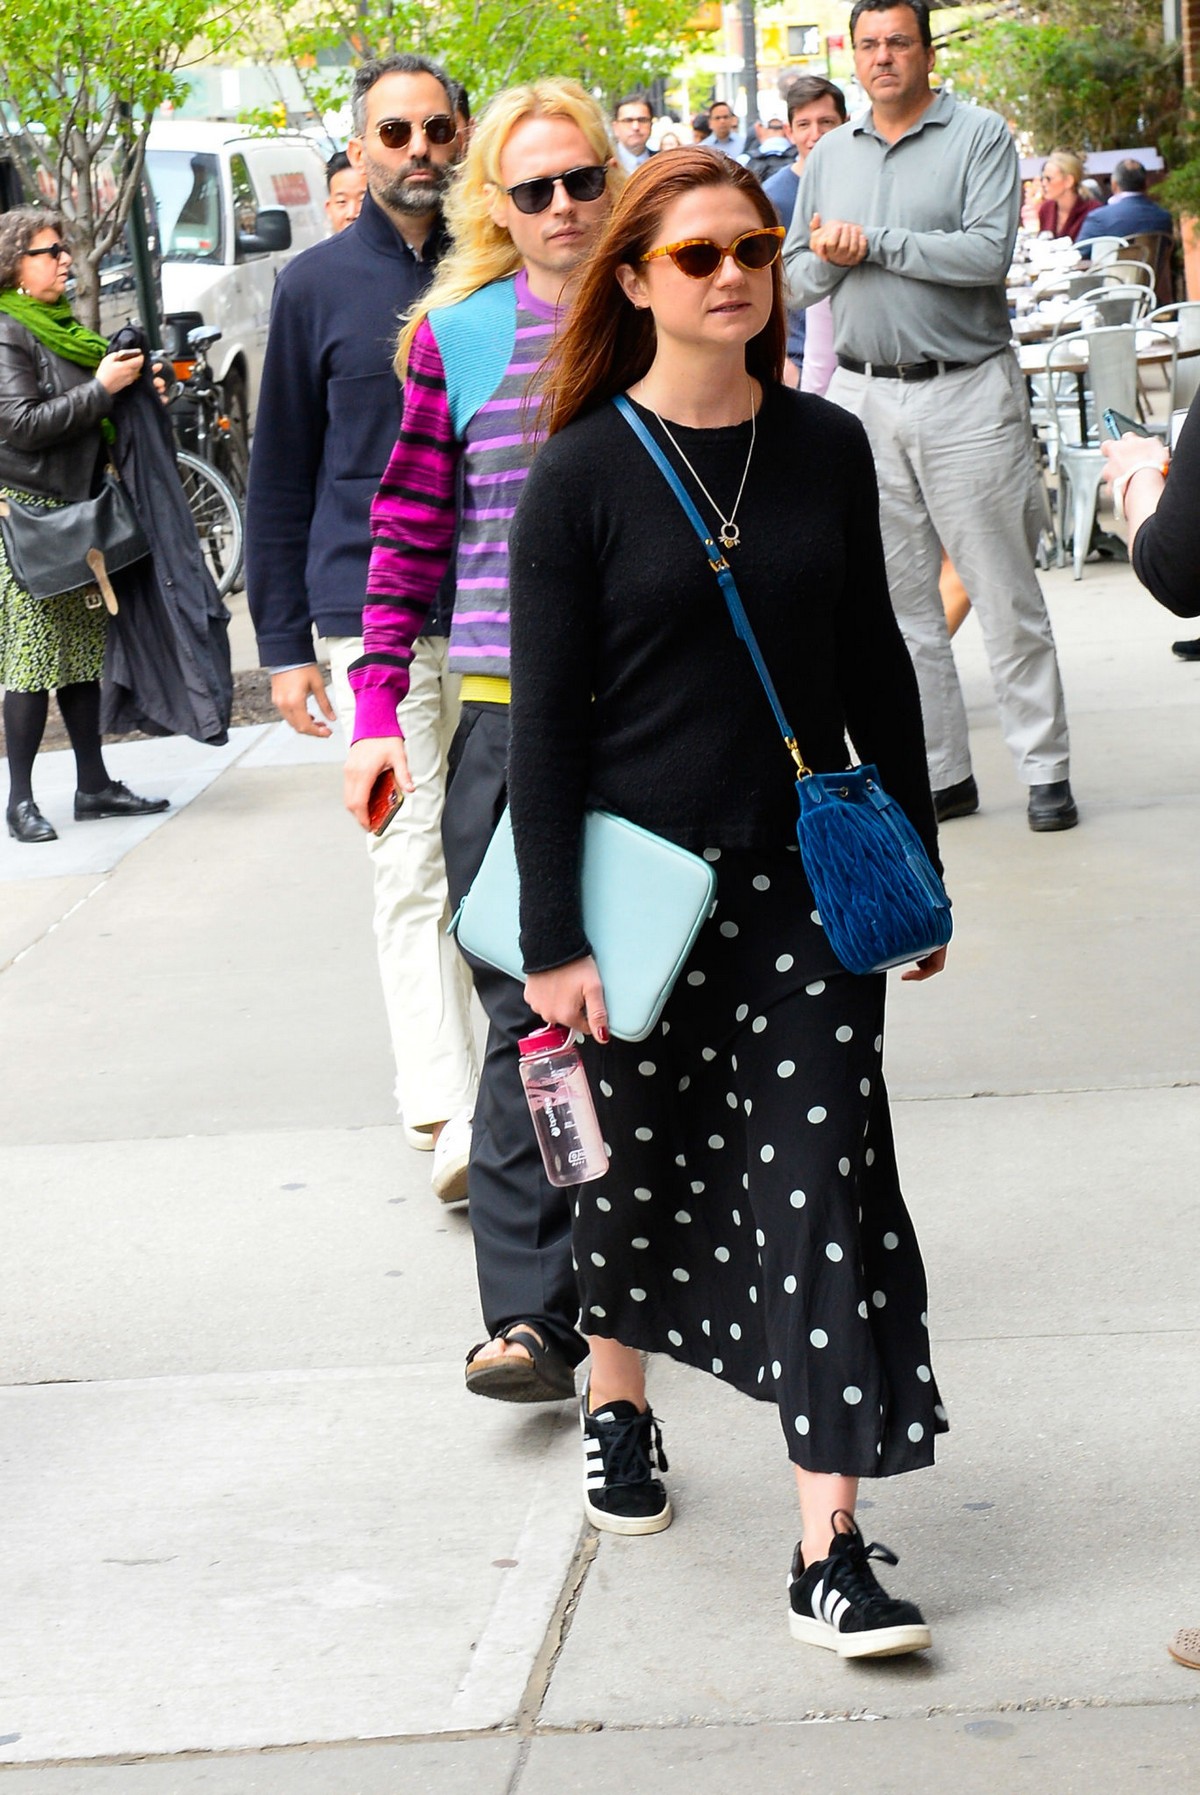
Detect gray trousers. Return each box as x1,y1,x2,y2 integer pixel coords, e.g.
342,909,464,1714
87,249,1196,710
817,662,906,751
826,352,1069,791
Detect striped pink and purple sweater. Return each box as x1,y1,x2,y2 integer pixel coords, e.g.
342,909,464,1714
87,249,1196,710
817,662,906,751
349,269,560,742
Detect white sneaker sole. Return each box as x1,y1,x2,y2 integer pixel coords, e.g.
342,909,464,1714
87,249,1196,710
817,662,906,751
431,1152,469,1204
789,1613,931,1658
585,1492,674,1536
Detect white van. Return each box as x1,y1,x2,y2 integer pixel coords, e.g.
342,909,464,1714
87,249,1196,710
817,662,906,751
145,122,329,446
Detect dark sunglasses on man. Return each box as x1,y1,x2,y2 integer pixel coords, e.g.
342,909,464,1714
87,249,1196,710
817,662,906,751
503,165,608,216
25,242,71,260
375,114,458,150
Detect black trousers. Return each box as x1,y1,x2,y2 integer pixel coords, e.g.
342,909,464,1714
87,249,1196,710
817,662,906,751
441,702,586,1368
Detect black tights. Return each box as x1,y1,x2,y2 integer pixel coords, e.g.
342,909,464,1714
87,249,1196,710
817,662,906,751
4,682,108,809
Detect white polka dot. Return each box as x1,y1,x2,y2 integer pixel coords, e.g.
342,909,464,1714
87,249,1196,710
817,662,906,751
858,1300,869,1319
743,1098,753,1116
735,1003,749,1022
701,1318,711,1336
712,1357,723,1374
810,909,822,926
634,1187,652,1202
843,1385,863,1405
794,1414,810,1436
630,1288,647,1303
714,1245,730,1262
690,1180,706,1194
703,848,722,862
777,1059,795,1079
631,1236,649,1249
810,1328,828,1348
708,1134,725,1150
661,1021,670,1036
838,1157,851,1176
749,1285,758,1303
675,1210,692,1224
872,1290,886,1308
908,1422,925,1443
775,953,794,971
678,1076,691,1093
860,1078,871,1097
687,970,706,986
836,1025,853,1043
605,1143,612,1158
865,1148,876,1167
757,1366,765,1383
719,920,739,938
599,1079,613,1098
730,1054,739,1072
917,1363,931,1382
771,1359,782,1377
805,979,826,996
668,1328,683,1346
920,1310,928,1328
753,875,771,891
591,1252,606,1267
729,1322,742,1339
760,1143,775,1163
590,1304,606,1317
673,1267,689,1282
935,1403,948,1421
751,1015,767,1034
826,1242,844,1263
596,1196,611,1211
732,1208,741,1225
783,1275,798,1294
755,1228,766,1248
701,1047,716,1062
638,1060,657,1077
726,1091,738,1109
742,1173,750,1190
883,1231,899,1250
635,1126,653,1142
789,1189,806,1208
874,1035,883,1053
807,1106,827,1125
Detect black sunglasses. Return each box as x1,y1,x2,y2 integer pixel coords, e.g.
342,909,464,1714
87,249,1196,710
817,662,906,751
504,164,608,215
25,242,71,260
376,114,457,150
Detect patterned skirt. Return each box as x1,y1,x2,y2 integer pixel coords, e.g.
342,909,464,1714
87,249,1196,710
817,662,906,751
0,486,106,693
575,844,949,1477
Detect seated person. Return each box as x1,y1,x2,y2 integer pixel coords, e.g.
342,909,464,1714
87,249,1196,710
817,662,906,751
1036,150,1099,241
1077,159,1172,256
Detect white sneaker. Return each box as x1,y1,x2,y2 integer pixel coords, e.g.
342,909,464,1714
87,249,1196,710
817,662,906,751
431,1107,472,1204
404,1124,435,1153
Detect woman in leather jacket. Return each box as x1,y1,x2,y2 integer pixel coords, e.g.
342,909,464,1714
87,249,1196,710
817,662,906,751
0,207,166,842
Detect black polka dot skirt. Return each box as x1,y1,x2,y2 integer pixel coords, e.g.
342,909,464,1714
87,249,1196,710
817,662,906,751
576,845,948,1477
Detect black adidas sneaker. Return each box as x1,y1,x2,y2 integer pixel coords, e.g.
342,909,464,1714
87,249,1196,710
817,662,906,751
788,1511,931,1658
581,1388,672,1536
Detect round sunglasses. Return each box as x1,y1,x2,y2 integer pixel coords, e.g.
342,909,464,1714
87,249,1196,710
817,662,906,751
376,113,457,150
641,226,785,279
25,241,71,260
503,164,608,216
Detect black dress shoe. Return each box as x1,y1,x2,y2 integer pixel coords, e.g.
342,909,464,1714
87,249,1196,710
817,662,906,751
74,781,170,822
933,774,979,822
1171,638,1200,662
6,799,58,843
1027,780,1078,832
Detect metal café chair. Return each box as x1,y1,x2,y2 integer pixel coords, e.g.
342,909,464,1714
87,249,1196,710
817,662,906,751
1045,323,1176,579
1080,235,1128,267
1146,302,1200,413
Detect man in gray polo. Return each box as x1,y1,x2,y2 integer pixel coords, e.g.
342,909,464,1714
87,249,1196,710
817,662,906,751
783,0,1076,832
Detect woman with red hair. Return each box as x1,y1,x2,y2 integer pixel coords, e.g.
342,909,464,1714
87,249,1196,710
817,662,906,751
506,149,947,1656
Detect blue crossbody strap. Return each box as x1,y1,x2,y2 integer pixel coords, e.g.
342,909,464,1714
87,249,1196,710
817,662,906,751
612,395,808,776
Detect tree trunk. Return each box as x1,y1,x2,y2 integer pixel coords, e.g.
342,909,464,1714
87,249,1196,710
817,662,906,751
71,245,102,332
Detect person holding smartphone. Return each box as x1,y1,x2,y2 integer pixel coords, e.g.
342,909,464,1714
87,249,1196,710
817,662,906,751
1102,407,1200,657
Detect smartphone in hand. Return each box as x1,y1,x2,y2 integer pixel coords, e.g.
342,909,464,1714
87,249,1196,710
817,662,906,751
368,768,404,836
1102,407,1151,439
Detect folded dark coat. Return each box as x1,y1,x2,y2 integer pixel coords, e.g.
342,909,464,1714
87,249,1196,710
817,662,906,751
103,332,232,745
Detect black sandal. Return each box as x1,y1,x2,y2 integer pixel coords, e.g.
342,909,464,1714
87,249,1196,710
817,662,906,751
464,1323,577,1403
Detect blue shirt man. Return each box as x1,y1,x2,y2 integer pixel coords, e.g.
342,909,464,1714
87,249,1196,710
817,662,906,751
1076,159,1172,254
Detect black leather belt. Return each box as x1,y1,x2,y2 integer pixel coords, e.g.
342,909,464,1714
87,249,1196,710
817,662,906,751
837,355,970,381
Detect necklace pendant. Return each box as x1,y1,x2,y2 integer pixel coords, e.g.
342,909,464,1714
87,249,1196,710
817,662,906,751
718,521,740,549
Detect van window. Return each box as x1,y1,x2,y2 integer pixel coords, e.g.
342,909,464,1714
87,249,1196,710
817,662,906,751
147,150,223,263
229,153,258,234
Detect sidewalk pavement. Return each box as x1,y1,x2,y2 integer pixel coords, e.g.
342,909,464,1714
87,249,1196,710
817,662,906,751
1,558,1198,1792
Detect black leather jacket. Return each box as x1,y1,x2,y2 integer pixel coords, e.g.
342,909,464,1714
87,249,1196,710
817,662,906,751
0,314,113,500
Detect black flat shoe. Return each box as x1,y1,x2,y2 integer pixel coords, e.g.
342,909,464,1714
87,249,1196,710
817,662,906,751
933,774,979,822
1028,779,1078,832
74,781,169,822
6,800,58,843
1172,638,1200,662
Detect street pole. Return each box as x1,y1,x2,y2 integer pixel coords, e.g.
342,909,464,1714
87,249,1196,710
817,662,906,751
739,0,760,129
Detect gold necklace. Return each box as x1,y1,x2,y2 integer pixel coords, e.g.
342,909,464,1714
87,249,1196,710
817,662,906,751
638,379,757,550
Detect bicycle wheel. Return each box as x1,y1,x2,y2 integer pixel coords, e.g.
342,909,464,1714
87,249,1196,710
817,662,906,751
176,450,245,600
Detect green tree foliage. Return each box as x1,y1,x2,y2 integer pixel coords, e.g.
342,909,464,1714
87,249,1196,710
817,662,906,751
0,0,231,325
940,9,1183,161
238,0,702,120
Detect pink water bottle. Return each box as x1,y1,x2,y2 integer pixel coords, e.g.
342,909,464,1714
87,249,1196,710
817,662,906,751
518,1025,609,1187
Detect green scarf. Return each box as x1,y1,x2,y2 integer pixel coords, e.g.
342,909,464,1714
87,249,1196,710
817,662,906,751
0,289,117,443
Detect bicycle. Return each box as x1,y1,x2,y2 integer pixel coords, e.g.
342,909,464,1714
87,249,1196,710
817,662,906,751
159,320,246,600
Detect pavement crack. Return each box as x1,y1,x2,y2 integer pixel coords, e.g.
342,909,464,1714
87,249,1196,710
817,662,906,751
513,1525,598,1741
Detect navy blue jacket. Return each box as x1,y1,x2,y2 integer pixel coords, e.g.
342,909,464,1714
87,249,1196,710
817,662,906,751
1077,191,1173,254
245,188,449,666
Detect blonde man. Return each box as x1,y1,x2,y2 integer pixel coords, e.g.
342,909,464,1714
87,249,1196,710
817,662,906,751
344,81,621,1403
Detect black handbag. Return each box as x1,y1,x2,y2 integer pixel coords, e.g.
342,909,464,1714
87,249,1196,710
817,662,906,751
0,467,149,601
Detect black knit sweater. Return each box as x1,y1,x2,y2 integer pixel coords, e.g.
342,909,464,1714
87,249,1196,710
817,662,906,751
507,384,939,972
